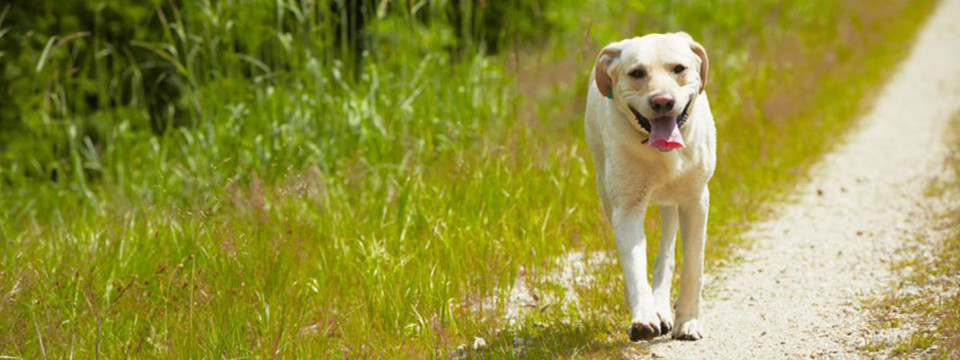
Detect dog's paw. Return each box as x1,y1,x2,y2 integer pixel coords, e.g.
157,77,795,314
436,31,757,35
628,320,661,342
655,309,674,334
671,317,702,341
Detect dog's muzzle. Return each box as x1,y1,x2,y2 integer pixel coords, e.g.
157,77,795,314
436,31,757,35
628,99,692,146
629,99,692,134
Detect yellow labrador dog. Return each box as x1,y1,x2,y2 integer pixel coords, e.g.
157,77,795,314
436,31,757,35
584,32,714,341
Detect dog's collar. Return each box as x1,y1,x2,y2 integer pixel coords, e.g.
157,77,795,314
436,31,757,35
627,100,692,144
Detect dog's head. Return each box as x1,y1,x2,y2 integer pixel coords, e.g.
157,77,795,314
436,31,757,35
595,32,708,152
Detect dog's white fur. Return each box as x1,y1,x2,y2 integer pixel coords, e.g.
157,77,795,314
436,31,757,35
584,32,715,341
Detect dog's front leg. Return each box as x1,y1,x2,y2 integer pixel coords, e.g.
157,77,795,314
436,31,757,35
613,204,660,341
652,205,679,335
674,187,709,340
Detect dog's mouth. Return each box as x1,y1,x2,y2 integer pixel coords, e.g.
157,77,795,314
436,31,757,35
629,100,691,152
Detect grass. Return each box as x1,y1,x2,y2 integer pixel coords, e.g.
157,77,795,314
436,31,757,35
868,110,960,359
0,0,938,358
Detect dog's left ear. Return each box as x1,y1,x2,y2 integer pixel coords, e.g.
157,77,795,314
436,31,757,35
675,32,709,94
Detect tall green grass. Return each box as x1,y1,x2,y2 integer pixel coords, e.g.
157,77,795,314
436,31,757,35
0,0,937,357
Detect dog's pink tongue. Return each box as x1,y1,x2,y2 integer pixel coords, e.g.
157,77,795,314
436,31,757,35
648,117,685,150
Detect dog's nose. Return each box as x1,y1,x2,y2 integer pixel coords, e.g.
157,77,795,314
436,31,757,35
650,93,675,112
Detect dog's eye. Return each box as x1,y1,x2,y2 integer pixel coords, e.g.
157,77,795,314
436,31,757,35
628,69,645,79
673,65,686,74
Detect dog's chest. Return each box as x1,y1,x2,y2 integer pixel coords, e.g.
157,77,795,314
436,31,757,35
636,150,707,204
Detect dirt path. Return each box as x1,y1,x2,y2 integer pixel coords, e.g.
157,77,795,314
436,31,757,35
643,1,960,358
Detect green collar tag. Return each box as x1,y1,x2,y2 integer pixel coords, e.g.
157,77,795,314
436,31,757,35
607,90,614,100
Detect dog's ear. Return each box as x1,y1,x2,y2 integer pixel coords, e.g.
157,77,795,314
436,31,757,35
594,42,622,98
680,33,709,94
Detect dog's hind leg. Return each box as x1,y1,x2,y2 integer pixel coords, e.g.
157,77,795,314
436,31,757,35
674,188,708,340
652,205,679,334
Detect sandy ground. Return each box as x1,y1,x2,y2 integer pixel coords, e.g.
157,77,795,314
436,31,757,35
641,0,960,358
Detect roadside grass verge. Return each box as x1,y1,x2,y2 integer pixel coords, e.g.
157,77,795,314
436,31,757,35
866,110,960,359
0,0,937,357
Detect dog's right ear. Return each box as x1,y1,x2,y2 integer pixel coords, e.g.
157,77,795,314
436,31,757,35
594,42,623,98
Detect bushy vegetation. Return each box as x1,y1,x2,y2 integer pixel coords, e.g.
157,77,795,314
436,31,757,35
0,0,936,357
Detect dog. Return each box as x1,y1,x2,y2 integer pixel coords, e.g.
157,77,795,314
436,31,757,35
584,32,714,341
